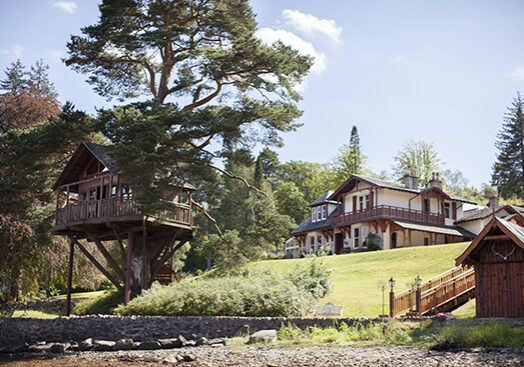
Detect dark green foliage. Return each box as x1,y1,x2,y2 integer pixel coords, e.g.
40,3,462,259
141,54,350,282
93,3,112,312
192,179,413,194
438,322,524,348
118,260,331,317
274,181,309,224
254,154,263,189
363,233,382,251
0,60,27,93
491,93,524,200
73,291,124,315
258,148,280,179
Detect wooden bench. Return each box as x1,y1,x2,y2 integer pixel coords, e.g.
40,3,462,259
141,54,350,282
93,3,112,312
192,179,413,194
313,302,343,317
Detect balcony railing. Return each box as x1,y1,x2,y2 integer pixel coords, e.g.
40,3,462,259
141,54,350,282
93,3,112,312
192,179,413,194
333,205,444,226
55,198,193,227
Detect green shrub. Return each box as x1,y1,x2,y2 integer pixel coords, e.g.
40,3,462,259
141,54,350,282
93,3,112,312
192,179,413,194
73,291,123,315
117,260,331,317
438,322,524,348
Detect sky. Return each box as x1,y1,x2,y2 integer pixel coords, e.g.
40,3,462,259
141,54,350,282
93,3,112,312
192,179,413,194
1,0,524,188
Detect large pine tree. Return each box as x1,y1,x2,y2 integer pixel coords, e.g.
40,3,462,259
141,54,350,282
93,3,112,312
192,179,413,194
491,93,524,200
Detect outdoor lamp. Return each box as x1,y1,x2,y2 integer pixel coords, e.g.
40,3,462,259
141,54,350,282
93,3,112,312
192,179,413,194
389,277,395,292
415,275,422,288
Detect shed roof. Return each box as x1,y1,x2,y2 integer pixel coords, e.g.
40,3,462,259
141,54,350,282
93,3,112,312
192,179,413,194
392,221,475,238
455,216,524,266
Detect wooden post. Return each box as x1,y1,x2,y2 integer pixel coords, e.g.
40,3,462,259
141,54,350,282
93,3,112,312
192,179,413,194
66,185,70,222
389,291,395,317
66,236,74,317
415,288,421,315
125,233,133,306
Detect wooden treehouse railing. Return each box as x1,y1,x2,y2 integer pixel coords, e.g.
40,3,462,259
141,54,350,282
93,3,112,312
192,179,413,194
333,205,444,226
56,198,193,226
390,266,475,316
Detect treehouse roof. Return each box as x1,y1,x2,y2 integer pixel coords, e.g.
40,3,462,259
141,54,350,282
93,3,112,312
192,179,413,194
52,142,196,191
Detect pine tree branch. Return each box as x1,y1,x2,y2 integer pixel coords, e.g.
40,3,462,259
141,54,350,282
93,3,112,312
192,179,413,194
208,164,268,197
191,200,223,238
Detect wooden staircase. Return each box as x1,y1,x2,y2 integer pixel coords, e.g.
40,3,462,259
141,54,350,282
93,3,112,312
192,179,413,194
391,266,476,316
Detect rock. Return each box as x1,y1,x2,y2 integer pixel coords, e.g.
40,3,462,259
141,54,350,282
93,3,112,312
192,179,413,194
177,334,188,347
114,338,135,351
93,340,116,351
163,355,179,364
183,354,197,362
248,329,278,344
176,354,185,362
78,338,93,351
211,343,225,347
185,340,197,347
158,338,180,349
209,338,228,346
50,343,66,354
28,344,52,353
196,337,208,346
138,340,161,350
429,340,456,352
9,343,29,353
0,346,6,354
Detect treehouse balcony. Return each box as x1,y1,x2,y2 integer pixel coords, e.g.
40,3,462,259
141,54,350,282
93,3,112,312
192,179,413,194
333,205,445,226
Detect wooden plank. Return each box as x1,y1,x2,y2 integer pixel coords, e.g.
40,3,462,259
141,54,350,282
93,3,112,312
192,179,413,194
66,237,74,317
483,235,511,241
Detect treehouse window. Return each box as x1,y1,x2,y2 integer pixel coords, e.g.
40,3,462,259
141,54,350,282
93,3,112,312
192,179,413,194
88,188,98,201
111,185,117,198
122,185,132,200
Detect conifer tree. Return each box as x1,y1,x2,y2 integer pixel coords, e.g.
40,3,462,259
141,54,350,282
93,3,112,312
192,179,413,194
491,93,524,199
254,154,264,189
332,125,367,185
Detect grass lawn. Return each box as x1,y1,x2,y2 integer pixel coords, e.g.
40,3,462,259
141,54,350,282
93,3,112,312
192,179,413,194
11,309,62,319
51,290,108,300
251,242,471,317
453,299,476,319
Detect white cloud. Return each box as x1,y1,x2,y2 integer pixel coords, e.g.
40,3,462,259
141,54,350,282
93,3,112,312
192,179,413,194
1,44,24,59
282,9,342,44
48,49,66,63
52,1,77,14
256,28,326,73
506,65,524,81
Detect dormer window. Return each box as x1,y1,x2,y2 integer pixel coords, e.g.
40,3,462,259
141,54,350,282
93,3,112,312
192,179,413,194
317,206,322,220
322,205,327,219
311,207,316,222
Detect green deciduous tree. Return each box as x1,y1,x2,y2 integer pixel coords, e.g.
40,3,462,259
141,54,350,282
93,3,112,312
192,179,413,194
274,181,308,224
392,140,442,187
491,93,524,200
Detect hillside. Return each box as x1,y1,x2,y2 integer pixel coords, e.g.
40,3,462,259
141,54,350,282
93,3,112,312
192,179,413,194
251,242,471,317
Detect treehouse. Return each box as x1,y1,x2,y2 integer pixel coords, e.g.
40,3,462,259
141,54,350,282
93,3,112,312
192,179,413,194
52,142,195,313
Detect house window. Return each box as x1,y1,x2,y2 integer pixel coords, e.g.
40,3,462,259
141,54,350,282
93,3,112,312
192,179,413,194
362,227,368,247
317,235,322,245
317,207,322,220
311,208,316,222
423,199,430,212
424,237,429,246
365,195,370,209
322,205,327,219
359,196,364,211
354,228,360,247
444,203,450,218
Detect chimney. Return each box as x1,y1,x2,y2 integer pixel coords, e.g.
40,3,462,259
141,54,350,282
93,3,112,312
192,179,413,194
488,196,499,208
429,172,443,190
403,168,418,189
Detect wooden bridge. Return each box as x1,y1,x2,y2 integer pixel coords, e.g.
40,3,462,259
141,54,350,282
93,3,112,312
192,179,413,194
390,266,476,316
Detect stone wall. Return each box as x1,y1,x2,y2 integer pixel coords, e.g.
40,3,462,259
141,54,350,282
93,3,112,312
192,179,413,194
0,315,407,348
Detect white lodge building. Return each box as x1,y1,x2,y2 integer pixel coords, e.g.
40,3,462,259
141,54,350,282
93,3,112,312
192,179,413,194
290,172,518,255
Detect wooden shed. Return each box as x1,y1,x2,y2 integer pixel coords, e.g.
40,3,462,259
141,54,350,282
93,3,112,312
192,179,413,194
456,216,524,317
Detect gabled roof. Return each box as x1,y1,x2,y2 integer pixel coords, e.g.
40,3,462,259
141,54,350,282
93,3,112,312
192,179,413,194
455,216,524,266
456,204,521,223
291,210,336,235
53,142,196,191
309,191,337,207
328,174,475,203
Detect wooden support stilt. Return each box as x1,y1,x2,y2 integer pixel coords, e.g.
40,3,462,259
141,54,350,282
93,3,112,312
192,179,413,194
151,239,188,278
125,233,133,306
73,238,124,292
86,232,126,281
66,236,75,317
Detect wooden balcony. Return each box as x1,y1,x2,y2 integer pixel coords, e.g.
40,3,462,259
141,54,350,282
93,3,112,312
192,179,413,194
55,198,193,228
333,205,444,226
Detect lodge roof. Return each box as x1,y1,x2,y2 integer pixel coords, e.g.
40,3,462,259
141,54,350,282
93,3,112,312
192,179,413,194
308,191,338,207
456,204,523,223
455,216,524,266
328,174,475,204
291,210,336,235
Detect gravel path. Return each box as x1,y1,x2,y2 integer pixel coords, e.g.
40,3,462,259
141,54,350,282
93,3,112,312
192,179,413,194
1,346,523,367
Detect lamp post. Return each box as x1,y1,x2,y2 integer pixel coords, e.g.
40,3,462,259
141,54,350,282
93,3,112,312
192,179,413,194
389,277,395,317
415,275,422,314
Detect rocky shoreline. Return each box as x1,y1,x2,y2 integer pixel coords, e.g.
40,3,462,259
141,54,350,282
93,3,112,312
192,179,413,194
1,345,523,367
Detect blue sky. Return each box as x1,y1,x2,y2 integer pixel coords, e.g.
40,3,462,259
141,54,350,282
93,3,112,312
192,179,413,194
1,1,524,188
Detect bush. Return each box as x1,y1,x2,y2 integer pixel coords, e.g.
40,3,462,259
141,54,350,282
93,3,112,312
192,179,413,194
438,322,524,348
117,259,331,317
73,291,123,315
